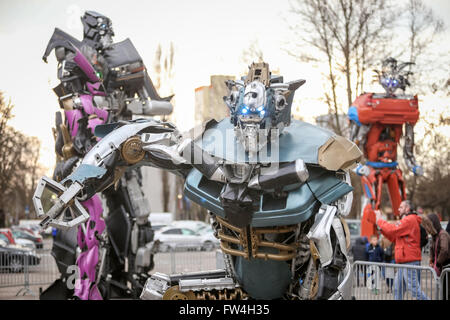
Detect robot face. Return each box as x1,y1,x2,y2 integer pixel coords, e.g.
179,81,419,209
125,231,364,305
380,76,400,90
223,62,305,154
82,11,114,49
235,80,271,154
378,57,414,95
240,81,267,122
96,17,114,48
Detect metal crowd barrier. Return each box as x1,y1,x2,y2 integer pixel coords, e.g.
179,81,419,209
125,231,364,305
0,249,60,297
440,267,450,300
352,261,440,300
152,245,222,275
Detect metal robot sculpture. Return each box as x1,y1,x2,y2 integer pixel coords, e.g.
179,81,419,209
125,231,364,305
40,11,173,299
34,62,363,300
348,57,422,238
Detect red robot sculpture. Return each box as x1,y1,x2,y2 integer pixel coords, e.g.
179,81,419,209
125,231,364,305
348,58,423,238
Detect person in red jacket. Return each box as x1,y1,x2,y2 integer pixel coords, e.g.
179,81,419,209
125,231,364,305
375,200,429,300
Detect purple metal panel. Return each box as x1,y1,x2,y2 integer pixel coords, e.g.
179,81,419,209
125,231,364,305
74,195,105,300
87,117,105,135
86,82,106,96
65,109,83,138
73,48,100,83
80,94,94,114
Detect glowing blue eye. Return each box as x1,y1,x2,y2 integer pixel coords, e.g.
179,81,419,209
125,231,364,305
257,106,264,112
259,110,266,117
241,107,248,114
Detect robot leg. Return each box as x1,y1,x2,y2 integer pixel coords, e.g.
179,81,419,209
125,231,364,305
360,169,378,238
386,169,406,217
122,169,156,273
361,204,378,238
307,205,352,300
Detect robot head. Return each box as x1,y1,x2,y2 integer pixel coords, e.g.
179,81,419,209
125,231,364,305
81,11,114,50
224,62,305,154
378,57,414,96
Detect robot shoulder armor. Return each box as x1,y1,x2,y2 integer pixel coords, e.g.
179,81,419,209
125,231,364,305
318,135,363,171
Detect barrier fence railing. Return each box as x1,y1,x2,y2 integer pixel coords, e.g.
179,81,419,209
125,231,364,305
440,267,450,300
152,245,223,275
352,260,440,300
2,248,448,300
0,249,60,297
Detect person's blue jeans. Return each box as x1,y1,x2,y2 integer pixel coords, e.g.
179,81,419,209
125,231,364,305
394,261,429,300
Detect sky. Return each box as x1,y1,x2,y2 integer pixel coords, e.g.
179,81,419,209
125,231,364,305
0,0,449,173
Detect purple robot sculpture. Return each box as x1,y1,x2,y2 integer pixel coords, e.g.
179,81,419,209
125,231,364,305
39,11,173,300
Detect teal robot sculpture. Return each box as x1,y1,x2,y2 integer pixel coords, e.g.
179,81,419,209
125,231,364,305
33,62,362,299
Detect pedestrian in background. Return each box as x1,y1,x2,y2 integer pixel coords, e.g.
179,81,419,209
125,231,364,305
375,200,429,300
423,213,450,299
366,235,384,294
381,236,395,293
351,236,369,287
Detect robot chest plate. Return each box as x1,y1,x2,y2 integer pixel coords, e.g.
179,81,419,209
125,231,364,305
183,167,352,228
355,93,419,125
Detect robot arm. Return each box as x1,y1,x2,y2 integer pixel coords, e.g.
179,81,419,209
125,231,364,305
403,122,423,176
33,119,225,229
126,89,174,117
122,70,174,117
348,106,371,148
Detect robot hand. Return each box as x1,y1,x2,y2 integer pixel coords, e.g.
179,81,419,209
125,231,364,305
33,164,107,230
412,165,423,176
355,164,370,176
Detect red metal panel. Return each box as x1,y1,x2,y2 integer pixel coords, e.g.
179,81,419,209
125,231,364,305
354,93,419,125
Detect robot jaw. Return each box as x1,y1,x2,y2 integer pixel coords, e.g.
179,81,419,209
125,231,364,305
235,122,269,155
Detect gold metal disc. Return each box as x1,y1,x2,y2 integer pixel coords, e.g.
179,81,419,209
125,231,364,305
162,286,196,300
121,136,145,164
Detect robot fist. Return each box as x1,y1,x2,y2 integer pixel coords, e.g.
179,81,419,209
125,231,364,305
355,164,370,176
412,165,423,176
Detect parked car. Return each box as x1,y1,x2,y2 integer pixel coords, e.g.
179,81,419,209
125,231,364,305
0,230,35,251
154,225,219,252
19,220,52,237
18,225,42,238
0,234,40,272
11,227,44,249
196,226,220,251
170,220,210,233
152,224,167,232
13,237,36,250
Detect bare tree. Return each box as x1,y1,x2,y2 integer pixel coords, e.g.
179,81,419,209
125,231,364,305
286,0,396,135
404,0,443,66
0,92,45,225
402,112,450,219
240,39,264,65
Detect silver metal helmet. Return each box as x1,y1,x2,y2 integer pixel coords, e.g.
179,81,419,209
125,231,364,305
224,62,305,154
